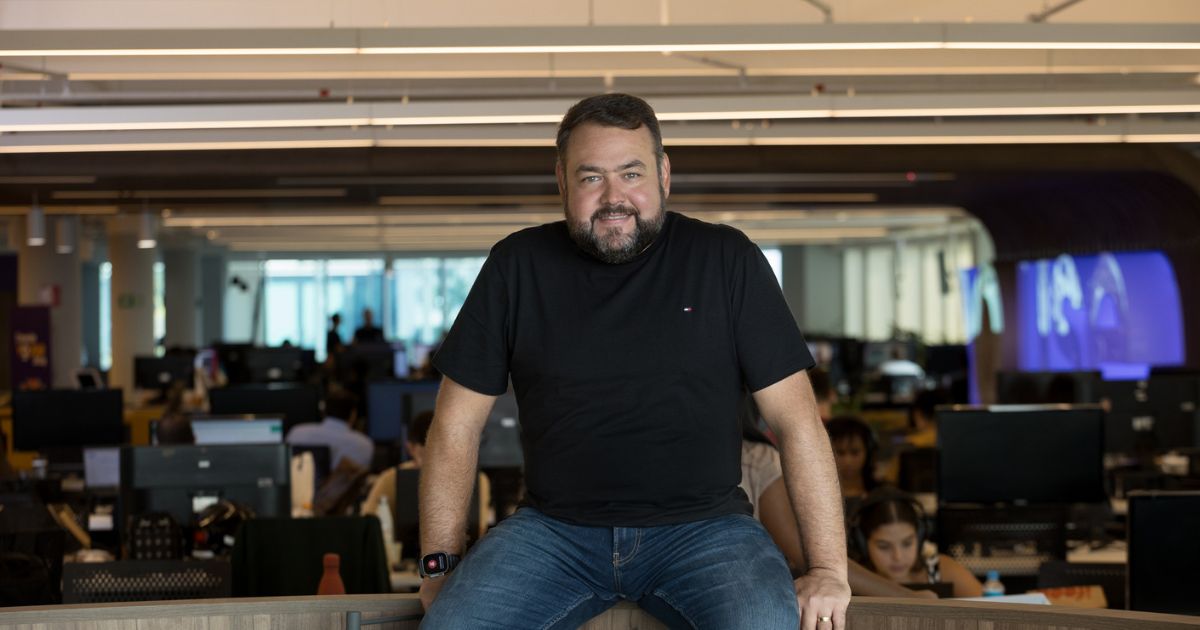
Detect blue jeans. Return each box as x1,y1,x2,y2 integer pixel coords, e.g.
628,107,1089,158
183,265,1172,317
421,508,798,629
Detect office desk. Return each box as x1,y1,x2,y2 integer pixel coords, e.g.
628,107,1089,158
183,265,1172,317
1066,543,1128,564
390,568,421,592
5,595,1200,630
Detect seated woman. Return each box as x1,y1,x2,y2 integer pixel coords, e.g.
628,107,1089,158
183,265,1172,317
850,490,982,598
825,416,879,512
739,400,935,598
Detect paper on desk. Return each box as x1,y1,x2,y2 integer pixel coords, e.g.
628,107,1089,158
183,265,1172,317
956,593,1052,605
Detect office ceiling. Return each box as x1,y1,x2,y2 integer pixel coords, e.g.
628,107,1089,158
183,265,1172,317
1,1,1199,253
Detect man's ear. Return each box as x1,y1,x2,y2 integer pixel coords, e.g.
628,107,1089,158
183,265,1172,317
661,152,672,199
555,160,566,198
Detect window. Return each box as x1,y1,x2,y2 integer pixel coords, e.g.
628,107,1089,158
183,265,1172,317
392,256,486,350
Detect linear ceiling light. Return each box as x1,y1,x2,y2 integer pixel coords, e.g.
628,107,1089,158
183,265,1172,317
3,25,1199,56
5,92,1200,134
51,188,347,200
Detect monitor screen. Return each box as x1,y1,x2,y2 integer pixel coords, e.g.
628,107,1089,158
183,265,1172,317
1128,491,1200,615
366,380,440,442
120,444,290,525
84,447,121,489
208,383,320,432
243,346,309,383
190,416,284,445
338,343,398,384
479,392,523,469
1099,373,1197,454
134,355,195,390
11,389,124,452
938,406,1106,505
995,370,1101,405
392,468,479,557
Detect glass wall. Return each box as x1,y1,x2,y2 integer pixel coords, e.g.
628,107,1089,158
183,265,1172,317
221,248,780,361
392,256,487,351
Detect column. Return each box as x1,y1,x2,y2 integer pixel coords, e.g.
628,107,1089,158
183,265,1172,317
780,244,844,337
17,215,83,388
200,250,227,347
107,215,156,394
163,243,202,349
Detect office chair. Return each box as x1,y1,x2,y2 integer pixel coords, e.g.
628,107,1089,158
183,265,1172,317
230,515,389,596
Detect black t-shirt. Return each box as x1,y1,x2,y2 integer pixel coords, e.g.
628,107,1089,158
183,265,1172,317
433,212,814,526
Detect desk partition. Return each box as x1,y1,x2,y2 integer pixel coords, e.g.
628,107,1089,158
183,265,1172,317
3,596,1200,630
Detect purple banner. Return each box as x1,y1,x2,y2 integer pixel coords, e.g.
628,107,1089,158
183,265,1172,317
1015,251,1184,373
11,306,51,390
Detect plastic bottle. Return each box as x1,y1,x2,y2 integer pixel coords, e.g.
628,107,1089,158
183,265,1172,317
377,496,402,569
317,552,347,595
982,570,1005,597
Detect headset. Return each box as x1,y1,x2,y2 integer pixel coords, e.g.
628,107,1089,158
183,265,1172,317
846,488,929,565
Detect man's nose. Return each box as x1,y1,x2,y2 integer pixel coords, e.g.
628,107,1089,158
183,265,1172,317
599,176,625,207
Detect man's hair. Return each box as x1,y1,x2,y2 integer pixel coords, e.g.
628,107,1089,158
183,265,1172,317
556,93,664,170
407,410,435,446
910,388,948,428
324,386,358,422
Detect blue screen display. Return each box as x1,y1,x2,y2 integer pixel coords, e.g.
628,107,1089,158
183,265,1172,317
1015,251,1184,373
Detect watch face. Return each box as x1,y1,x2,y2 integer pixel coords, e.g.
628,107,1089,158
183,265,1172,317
424,553,447,574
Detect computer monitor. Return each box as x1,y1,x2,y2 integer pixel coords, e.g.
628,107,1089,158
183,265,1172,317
338,342,398,384
995,371,1102,405
134,355,195,391
243,346,310,383
83,447,121,489
119,444,291,526
190,416,285,445
938,405,1106,505
366,380,440,442
1098,373,1197,454
11,389,124,452
479,392,524,469
392,467,479,559
208,383,321,432
1128,491,1200,615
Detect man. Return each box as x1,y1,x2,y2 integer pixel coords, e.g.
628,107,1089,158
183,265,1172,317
326,312,345,357
418,94,850,629
352,307,384,344
285,386,373,470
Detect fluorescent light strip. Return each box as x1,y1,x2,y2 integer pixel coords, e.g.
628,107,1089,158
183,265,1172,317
0,48,359,57
8,93,1200,134
0,205,119,215
53,188,347,200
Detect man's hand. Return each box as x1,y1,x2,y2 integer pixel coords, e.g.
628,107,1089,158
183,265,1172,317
419,577,448,612
794,567,851,630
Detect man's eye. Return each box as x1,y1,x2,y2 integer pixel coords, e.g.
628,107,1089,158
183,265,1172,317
624,172,641,179
582,176,601,183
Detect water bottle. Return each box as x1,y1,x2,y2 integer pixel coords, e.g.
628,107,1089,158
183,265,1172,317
982,570,1005,597
317,552,347,595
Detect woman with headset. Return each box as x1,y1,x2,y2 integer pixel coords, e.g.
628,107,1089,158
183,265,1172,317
741,400,938,598
849,490,982,598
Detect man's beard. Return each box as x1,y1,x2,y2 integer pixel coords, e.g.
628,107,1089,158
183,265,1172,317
566,201,666,264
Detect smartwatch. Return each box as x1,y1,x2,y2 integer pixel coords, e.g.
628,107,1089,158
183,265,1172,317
418,551,461,578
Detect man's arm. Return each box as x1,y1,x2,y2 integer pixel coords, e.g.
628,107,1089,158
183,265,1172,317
418,375,497,610
752,369,851,630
